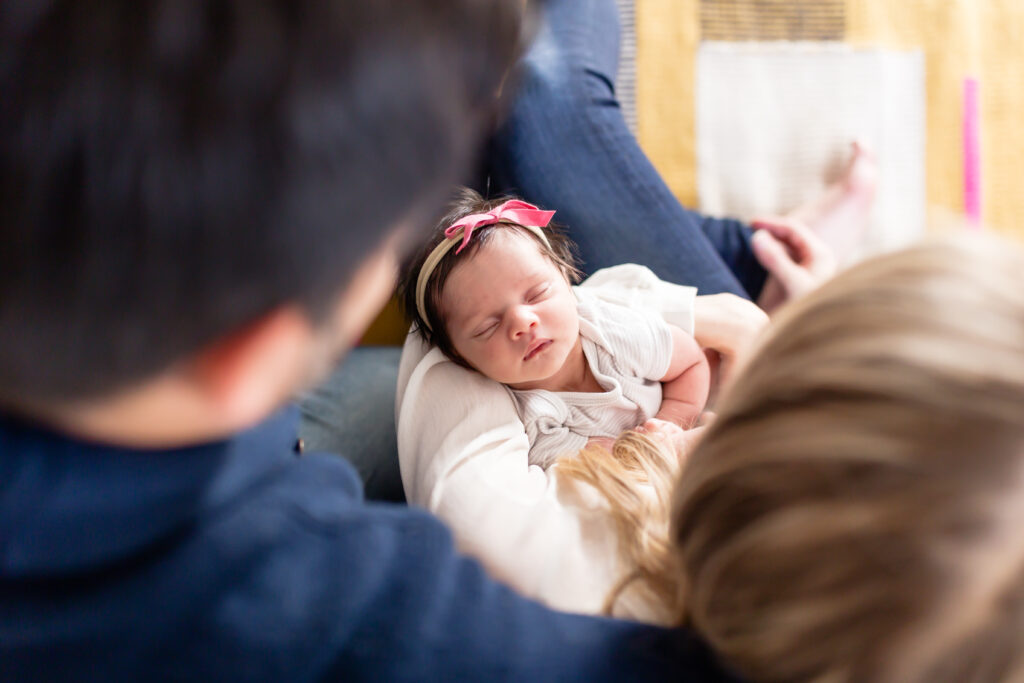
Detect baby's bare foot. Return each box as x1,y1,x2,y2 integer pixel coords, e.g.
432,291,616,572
786,141,877,260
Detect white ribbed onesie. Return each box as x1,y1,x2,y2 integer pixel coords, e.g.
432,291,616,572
510,294,673,468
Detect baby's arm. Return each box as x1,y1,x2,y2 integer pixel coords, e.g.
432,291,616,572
655,325,710,429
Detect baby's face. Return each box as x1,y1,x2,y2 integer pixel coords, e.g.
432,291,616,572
440,231,579,389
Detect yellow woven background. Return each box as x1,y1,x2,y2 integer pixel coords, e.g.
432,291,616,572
636,0,1024,237
364,1,1024,344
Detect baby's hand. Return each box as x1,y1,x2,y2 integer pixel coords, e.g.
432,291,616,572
637,417,710,468
636,418,687,443
585,436,616,452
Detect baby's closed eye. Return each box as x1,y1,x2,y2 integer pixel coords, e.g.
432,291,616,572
472,321,499,338
527,283,551,303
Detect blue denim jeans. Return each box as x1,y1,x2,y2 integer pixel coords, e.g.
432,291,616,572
300,346,405,502
486,0,766,298
301,0,767,501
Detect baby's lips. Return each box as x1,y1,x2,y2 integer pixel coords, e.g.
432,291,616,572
523,338,549,360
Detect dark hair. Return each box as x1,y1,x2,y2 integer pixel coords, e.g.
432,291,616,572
0,0,526,404
398,187,582,367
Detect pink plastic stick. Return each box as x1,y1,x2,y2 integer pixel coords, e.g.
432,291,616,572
963,78,982,229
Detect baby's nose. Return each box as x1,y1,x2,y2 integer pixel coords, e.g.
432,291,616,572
509,306,539,338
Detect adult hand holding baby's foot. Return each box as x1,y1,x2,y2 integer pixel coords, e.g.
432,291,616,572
752,217,836,313
754,141,875,313
786,140,877,261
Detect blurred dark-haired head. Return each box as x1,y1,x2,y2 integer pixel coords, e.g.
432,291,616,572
0,0,526,405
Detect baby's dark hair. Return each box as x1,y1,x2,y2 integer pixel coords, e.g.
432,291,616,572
398,187,582,368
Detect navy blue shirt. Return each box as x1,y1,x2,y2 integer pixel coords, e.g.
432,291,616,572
0,406,736,681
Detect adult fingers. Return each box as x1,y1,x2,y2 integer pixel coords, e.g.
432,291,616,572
752,217,816,264
751,229,812,294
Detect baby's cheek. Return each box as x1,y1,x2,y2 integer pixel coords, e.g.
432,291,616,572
471,340,504,371
449,336,480,369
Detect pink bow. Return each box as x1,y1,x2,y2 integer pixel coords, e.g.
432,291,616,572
445,199,555,254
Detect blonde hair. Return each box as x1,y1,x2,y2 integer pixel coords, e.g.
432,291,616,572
557,431,683,623
671,234,1024,682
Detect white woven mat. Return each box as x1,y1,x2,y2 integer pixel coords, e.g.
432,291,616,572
696,42,926,259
